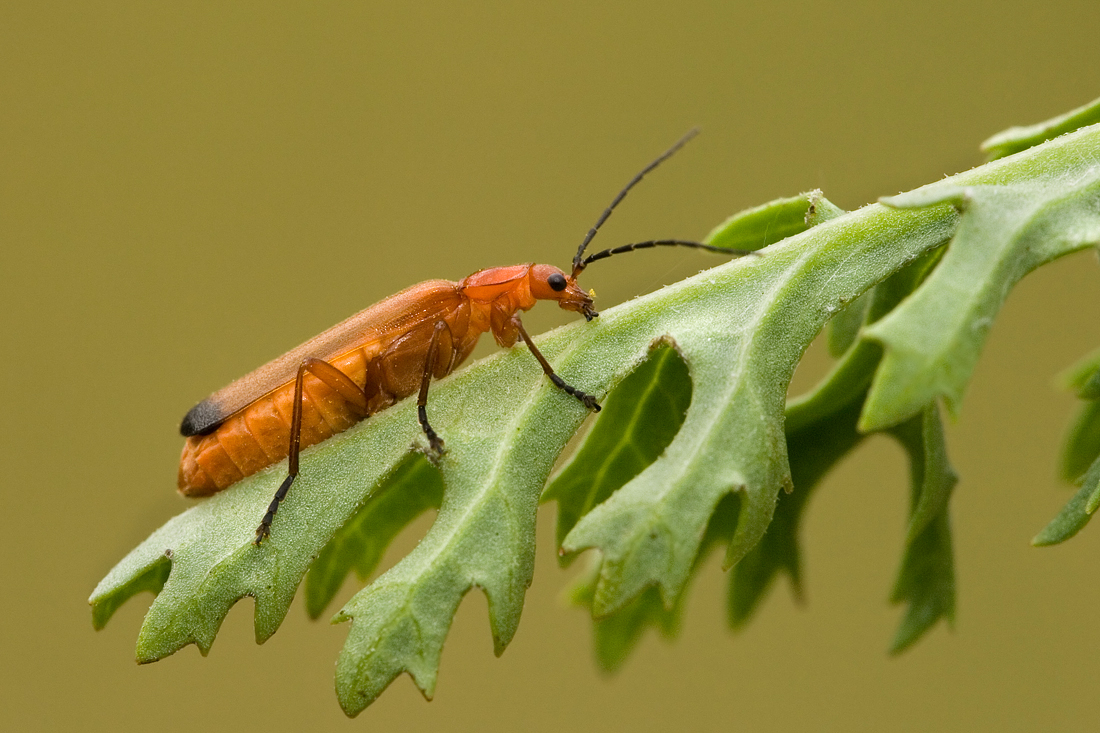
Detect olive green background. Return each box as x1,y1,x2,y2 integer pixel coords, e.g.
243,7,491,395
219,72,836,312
3,2,1099,731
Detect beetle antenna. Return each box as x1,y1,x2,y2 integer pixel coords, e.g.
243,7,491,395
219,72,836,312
572,128,701,278
575,238,757,275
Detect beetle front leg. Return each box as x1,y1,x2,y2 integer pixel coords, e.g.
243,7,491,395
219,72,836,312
512,316,601,412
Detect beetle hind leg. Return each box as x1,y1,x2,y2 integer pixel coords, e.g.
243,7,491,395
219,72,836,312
254,357,370,545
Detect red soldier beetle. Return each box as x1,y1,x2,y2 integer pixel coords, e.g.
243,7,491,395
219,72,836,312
176,129,756,544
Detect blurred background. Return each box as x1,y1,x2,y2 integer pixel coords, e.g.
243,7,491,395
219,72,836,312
3,2,1099,730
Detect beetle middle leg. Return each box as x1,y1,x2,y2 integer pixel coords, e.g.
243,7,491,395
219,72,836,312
417,321,450,456
254,357,369,545
512,317,601,412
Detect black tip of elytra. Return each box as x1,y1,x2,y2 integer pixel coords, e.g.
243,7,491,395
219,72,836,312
180,399,224,437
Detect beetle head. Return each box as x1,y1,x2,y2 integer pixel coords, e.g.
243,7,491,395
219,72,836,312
529,264,598,321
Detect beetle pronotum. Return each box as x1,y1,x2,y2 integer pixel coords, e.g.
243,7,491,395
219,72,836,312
177,129,754,543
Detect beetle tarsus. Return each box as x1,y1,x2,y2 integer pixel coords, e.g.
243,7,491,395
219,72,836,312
254,473,295,545
417,404,446,457
550,373,601,411
425,425,445,457
513,317,602,412
577,391,601,411
428,440,445,459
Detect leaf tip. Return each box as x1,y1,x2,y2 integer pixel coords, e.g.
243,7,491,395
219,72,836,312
1030,532,1055,548
788,576,806,606
803,189,845,226
980,94,1100,160
1087,486,1100,515
89,553,173,632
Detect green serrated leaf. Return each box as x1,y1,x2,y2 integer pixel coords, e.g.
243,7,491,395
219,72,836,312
1060,400,1100,485
1059,347,1100,400
730,366,870,628
729,400,862,625
571,493,740,671
861,149,1100,431
543,344,692,562
827,289,871,357
1056,346,1100,508
886,406,958,654
568,556,680,673
90,120,1100,716
1079,365,1100,402
560,206,959,620
91,555,170,631
565,244,944,665
731,247,945,630
703,190,843,251
707,187,852,424
1033,456,1100,546
563,242,950,660
982,94,1100,161
304,454,444,619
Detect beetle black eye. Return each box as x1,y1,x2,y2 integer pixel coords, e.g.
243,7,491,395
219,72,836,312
548,273,567,292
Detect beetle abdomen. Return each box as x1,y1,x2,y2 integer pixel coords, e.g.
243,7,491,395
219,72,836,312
178,348,370,496
177,302,483,497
